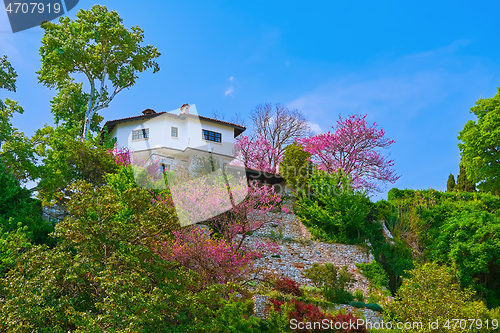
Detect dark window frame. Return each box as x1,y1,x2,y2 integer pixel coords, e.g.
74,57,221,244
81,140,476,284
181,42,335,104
202,129,222,143
171,126,178,137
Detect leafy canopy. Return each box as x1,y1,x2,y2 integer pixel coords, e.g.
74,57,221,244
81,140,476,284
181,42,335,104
458,87,500,195
0,55,38,182
37,5,161,139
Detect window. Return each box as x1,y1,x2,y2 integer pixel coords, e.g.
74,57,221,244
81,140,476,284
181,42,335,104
132,128,149,140
202,129,221,143
171,127,178,137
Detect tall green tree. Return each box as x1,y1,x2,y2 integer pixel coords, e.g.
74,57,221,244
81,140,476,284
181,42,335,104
0,55,38,182
458,88,500,195
446,173,456,192
456,163,476,192
279,142,312,191
37,5,161,139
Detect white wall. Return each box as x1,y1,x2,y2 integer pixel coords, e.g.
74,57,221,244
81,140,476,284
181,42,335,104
110,105,237,159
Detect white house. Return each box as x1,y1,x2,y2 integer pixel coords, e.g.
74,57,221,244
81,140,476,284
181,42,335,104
103,104,246,172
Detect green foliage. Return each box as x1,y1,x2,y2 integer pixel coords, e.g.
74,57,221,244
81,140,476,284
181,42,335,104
0,176,259,331
303,263,354,304
458,87,500,195
431,210,500,308
279,142,312,191
0,160,53,245
456,163,476,192
0,55,38,182
36,126,120,205
263,301,295,333
349,301,383,312
446,173,455,192
356,262,389,290
38,5,161,139
295,169,372,244
0,225,32,277
353,289,365,302
387,187,500,306
385,262,490,332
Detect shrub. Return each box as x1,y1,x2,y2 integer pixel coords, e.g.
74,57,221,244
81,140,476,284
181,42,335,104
385,262,490,332
295,169,372,244
269,300,368,333
349,301,383,313
367,293,381,304
356,262,389,290
304,263,354,304
353,289,364,302
274,277,304,297
430,210,500,308
0,161,54,246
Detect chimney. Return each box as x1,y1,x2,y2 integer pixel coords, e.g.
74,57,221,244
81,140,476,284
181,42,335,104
142,109,156,115
180,103,191,115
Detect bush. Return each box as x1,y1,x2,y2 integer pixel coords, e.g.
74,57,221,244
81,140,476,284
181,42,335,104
349,301,383,313
295,169,372,244
356,262,389,290
430,210,500,308
385,262,490,332
274,277,304,297
353,289,364,302
0,160,54,246
304,263,355,304
269,300,369,333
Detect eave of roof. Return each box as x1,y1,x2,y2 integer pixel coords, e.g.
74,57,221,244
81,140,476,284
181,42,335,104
102,111,246,138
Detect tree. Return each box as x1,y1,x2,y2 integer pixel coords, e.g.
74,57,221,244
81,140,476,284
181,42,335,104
279,142,312,191
432,211,500,308
456,163,476,192
446,173,456,192
250,103,310,170
37,5,161,140
36,127,120,205
0,170,262,331
458,88,500,195
234,135,281,173
0,55,38,182
298,114,400,192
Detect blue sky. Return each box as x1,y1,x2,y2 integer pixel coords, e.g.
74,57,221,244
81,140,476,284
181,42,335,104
1,0,499,200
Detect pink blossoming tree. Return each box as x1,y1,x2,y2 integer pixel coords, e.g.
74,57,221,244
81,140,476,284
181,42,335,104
298,114,400,192
234,135,282,174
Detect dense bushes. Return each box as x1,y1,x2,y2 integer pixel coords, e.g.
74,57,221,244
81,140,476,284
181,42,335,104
295,169,372,244
0,160,54,245
355,262,389,290
0,167,266,331
385,262,490,333
303,263,354,304
274,277,304,297
431,210,500,308
267,299,368,333
387,187,500,307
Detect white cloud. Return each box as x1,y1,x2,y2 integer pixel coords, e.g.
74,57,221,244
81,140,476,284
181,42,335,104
307,122,322,134
229,76,234,82
224,86,234,96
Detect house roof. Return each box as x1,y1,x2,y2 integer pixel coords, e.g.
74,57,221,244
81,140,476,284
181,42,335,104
102,110,246,138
